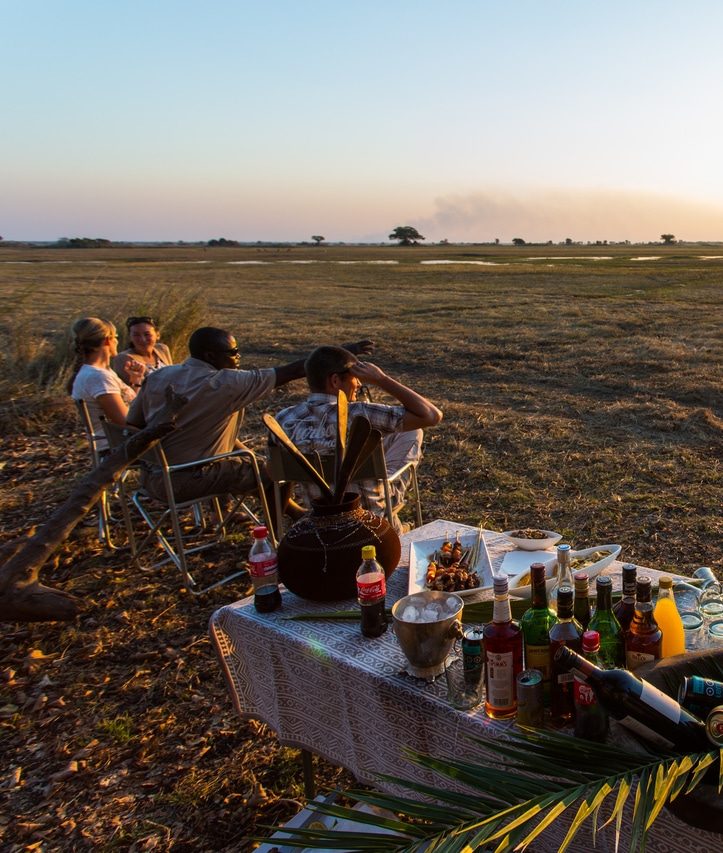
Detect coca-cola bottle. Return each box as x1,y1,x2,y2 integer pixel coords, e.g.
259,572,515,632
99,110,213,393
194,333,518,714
357,545,387,637
248,525,282,612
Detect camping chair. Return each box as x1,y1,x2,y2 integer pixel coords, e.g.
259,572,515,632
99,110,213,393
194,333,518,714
268,441,423,538
75,399,136,554
102,421,275,595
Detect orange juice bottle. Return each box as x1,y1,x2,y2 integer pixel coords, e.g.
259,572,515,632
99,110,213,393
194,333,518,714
653,575,685,657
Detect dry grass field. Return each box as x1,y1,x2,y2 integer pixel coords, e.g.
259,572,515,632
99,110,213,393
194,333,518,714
0,243,721,850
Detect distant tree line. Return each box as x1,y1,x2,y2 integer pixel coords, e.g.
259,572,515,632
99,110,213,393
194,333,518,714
207,237,240,247
56,237,112,248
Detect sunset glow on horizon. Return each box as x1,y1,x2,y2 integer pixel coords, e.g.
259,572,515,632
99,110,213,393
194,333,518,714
4,1,723,244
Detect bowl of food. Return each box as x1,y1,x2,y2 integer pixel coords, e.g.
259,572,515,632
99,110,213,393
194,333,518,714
507,543,622,597
503,528,563,551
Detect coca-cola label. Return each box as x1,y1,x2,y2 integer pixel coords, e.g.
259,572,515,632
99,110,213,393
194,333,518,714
249,555,277,579
357,572,386,602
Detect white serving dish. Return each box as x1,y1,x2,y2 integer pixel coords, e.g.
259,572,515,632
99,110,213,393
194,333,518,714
502,529,563,551
408,532,494,598
506,543,622,598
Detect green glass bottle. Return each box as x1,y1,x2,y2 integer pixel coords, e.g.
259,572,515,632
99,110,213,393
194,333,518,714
588,576,624,668
521,562,558,700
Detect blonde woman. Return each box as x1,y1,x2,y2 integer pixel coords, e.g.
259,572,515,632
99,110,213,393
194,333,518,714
111,315,172,388
68,317,143,448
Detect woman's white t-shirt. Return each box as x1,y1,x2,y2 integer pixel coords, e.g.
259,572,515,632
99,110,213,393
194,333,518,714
72,364,135,450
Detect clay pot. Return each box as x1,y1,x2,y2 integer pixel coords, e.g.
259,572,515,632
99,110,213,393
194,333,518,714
278,493,401,601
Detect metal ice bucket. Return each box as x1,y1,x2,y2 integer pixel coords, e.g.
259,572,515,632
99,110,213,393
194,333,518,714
391,590,464,679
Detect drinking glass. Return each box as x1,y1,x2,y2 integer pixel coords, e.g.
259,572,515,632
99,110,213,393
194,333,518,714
680,611,706,651
700,597,723,625
707,619,723,646
444,656,483,710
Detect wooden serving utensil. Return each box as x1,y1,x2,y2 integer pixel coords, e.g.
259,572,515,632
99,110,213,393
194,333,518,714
335,389,348,484
262,413,334,502
332,415,372,504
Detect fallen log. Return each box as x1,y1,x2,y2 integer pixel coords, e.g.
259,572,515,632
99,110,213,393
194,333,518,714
0,388,187,623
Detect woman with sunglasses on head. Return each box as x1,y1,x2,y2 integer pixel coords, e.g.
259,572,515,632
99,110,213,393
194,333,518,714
68,317,142,447
111,315,173,390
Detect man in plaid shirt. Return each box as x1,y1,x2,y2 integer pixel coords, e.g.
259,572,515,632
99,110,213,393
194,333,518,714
276,345,442,532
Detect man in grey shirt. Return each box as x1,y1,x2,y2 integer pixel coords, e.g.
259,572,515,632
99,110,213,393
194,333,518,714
127,327,372,512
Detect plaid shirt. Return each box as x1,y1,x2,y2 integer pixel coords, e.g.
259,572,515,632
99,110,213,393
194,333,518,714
275,393,406,515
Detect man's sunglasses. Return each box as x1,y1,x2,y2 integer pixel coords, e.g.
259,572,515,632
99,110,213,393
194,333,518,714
220,347,240,356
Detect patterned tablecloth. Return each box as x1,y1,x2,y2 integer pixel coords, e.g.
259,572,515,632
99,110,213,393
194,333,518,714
209,520,720,851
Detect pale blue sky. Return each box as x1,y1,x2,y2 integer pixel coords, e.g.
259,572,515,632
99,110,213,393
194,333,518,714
3,1,723,242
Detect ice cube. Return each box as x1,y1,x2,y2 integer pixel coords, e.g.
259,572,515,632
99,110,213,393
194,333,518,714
422,605,442,622
446,596,459,611
401,605,419,622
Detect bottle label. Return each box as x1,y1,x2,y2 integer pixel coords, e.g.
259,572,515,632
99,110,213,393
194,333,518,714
626,650,655,670
487,650,514,709
357,571,386,602
249,555,277,579
574,680,596,707
525,645,550,679
639,680,682,724
557,671,574,684
618,715,675,750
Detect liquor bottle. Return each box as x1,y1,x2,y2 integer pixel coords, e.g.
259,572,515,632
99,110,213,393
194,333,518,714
356,545,387,638
654,575,685,657
549,543,573,615
483,576,523,719
573,572,591,630
521,562,558,699
555,645,709,751
588,576,624,667
248,525,282,612
625,576,662,671
574,631,609,742
613,563,637,631
548,586,583,726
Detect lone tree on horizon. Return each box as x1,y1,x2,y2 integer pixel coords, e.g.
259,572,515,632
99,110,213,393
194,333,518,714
661,233,676,244
389,225,425,246
311,235,325,245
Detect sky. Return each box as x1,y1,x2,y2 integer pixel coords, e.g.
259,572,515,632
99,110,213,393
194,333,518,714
4,0,723,244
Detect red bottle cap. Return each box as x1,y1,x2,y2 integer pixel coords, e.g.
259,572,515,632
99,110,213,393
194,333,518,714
582,630,600,652
252,526,268,538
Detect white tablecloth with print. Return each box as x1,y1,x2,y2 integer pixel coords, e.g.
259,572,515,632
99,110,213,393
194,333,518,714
209,521,720,851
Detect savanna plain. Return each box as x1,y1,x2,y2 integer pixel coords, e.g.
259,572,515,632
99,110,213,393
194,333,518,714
0,243,721,850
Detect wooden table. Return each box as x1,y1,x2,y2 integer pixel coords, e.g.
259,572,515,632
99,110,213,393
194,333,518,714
209,520,719,851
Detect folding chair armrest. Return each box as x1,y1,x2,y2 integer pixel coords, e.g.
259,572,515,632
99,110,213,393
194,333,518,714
166,447,259,475
386,460,416,484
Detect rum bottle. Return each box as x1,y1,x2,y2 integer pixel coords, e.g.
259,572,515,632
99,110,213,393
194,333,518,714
588,576,624,668
625,576,662,671
555,645,709,751
521,562,557,700
549,586,583,726
613,563,637,631
483,576,523,719
549,543,573,615
573,572,591,630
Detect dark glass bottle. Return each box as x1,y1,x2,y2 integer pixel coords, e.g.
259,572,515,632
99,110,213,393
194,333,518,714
549,586,583,726
573,572,591,630
484,577,524,719
588,576,625,668
521,562,558,700
574,630,609,742
549,543,573,615
613,563,637,631
625,576,662,671
555,645,709,751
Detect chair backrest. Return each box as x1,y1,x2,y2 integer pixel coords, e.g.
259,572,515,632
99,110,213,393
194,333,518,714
75,398,105,466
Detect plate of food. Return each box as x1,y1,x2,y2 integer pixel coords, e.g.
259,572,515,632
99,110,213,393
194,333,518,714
408,530,494,598
506,543,622,597
503,528,563,551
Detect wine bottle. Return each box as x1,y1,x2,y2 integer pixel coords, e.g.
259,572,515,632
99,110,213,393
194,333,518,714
555,645,709,751
625,576,662,671
654,575,685,657
549,586,583,726
484,576,523,720
521,562,558,700
588,576,624,668
613,563,637,631
573,572,591,630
